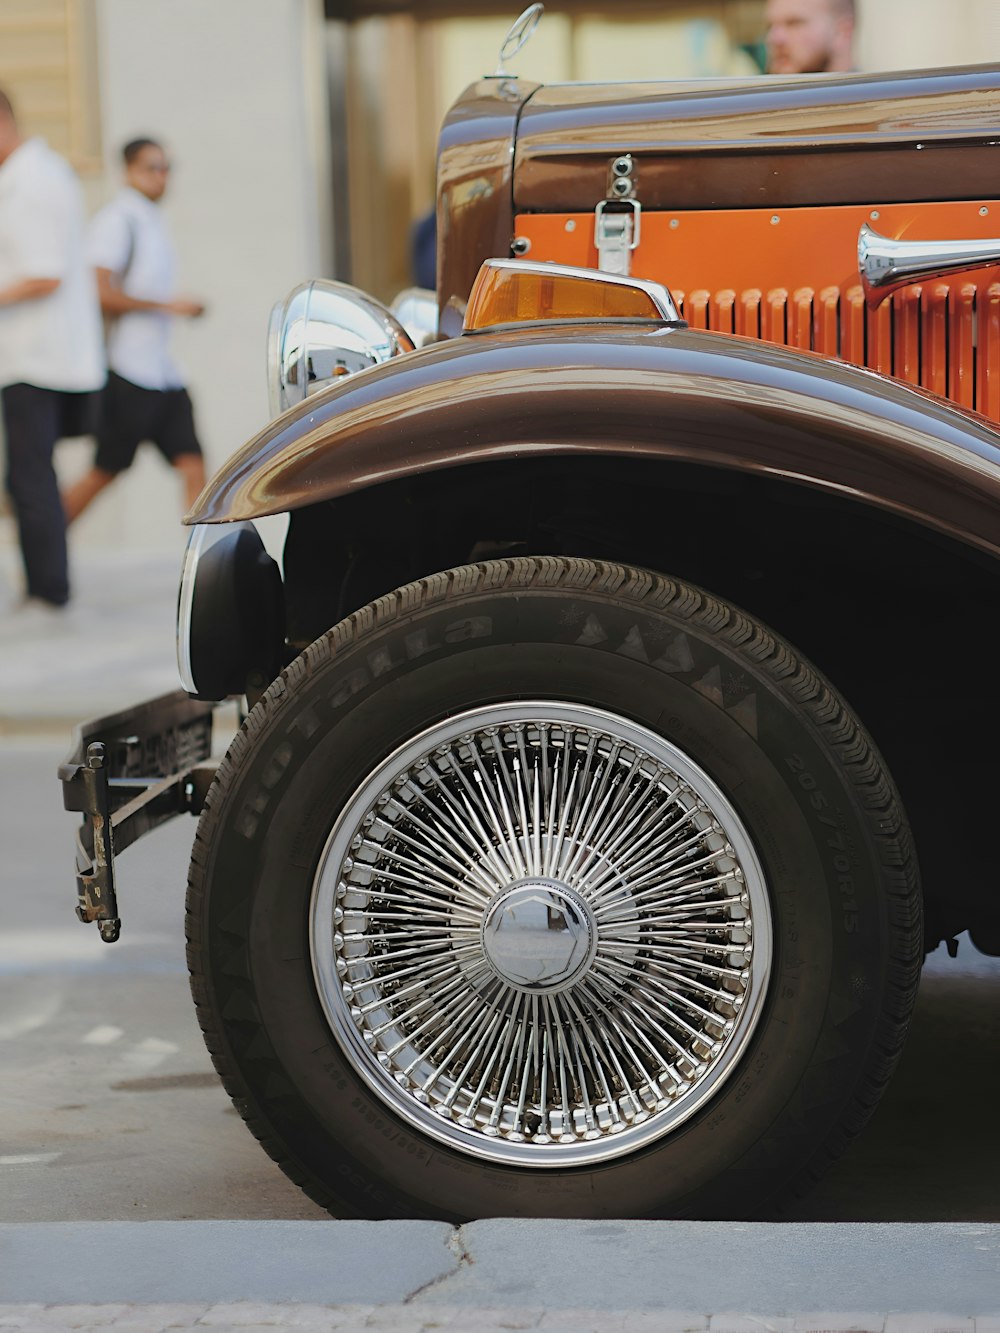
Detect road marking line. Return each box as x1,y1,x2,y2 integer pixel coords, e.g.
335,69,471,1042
120,1037,179,1072
82,1025,124,1045
0,990,62,1041
0,1153,62,1166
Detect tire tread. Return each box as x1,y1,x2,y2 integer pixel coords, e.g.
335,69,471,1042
186,556,921,1218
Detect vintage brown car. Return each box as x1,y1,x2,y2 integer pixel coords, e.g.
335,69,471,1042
62,28,1000,1221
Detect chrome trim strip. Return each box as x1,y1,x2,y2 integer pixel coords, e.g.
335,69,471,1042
175,523,240,695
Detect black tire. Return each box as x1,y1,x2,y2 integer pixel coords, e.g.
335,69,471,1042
186,557,921,1220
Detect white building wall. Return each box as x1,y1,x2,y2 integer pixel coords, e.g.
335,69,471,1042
64,0,329,555
857,0,1000,70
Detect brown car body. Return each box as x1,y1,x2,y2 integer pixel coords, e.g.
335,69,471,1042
439,66,1000,320
60,59,1000,1222
185,65,1000,954
197,65,1000,532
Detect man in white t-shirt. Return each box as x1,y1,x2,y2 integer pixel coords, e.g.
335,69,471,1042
0,88,104,609
63,137,206,524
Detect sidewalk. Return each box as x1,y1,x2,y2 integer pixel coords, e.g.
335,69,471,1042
2,1220,999,1328
0,537,182,732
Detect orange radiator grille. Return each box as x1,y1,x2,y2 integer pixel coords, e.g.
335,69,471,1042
513,200,1000,424
672,280,1000,421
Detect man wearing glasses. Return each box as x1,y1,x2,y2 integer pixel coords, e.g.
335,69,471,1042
64,138,207,524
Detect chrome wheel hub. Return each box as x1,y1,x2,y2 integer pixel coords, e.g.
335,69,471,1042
311,702,772,1167
481,879,597,992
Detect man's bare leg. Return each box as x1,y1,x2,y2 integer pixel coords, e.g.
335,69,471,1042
174,452,206,513
63,467,117,524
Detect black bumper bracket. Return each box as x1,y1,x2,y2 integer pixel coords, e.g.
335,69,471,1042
59,691,219,942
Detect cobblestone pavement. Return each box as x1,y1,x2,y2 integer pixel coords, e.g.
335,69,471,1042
0,1309,996,1332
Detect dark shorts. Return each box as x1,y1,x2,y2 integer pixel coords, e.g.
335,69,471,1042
95,371,202,474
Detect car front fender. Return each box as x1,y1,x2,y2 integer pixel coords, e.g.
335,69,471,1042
188,324,1000,561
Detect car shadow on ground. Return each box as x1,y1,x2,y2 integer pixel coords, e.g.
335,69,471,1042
781,940,1000,1221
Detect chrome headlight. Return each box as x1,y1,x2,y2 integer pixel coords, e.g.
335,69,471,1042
390,287,439,348
266,279,415,420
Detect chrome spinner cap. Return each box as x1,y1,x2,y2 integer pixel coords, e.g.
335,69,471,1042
481,879,597,992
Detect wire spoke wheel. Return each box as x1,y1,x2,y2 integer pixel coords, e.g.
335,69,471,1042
191,560,921,1217
311,701,772,1167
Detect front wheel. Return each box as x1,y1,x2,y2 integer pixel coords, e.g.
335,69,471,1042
186,558,920,1219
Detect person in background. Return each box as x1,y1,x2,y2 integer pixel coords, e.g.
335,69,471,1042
63,137,206,524
411,208,436,293
764,0,856,74
0,88,104,612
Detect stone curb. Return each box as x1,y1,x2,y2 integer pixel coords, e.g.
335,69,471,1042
2,1222,999,1315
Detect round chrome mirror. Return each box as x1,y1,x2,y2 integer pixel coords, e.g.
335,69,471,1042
266,279,415,420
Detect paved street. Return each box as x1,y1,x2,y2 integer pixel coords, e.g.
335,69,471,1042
0,731,324,1223
3,724,1000,1225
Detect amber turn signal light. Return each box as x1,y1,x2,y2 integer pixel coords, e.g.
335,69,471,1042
464,259,678,331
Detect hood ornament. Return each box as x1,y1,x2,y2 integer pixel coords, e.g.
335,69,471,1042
494,4,544,77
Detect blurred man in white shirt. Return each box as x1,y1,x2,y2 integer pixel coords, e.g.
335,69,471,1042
63,137,206,524
765,0,856,74
0,88,104,609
